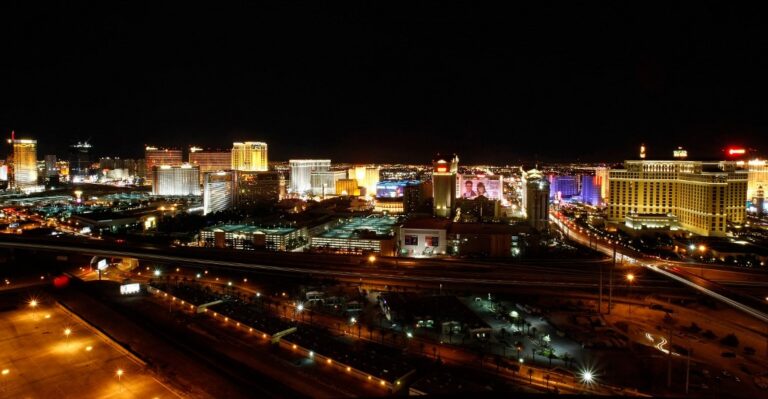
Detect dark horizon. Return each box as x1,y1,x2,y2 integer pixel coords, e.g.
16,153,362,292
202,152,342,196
2,2,768,164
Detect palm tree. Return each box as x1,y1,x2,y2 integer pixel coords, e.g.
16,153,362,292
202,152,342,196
544,374,551,388
548,351,556,367
527,367,534,384
515,341,524,359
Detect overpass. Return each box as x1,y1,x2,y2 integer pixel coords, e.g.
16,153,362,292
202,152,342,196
550,213,768,324
0,236,679,292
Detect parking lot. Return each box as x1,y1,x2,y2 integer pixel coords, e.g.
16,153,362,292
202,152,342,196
0,297,178,398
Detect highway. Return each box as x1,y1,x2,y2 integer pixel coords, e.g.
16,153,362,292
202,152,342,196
0,236,681,293
550,213,768,324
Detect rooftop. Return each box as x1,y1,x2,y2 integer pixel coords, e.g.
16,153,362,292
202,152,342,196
317,216,398,239
203,224,298,235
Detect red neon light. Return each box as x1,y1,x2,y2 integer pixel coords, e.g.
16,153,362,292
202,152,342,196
436,166,447,173
727,148,746,156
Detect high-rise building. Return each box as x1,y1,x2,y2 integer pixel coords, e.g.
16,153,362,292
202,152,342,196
595,167,610,201
349,165,380,197
151,164,200,196
310,169,346,196
432,155,458,218
11,138,38,189
746,159,768,202
235,171,282,207
289,159,330,194
145,146,182,185
335,179,359,196
403,182,425,213
44,155,58,177
549,175,579,199
231,142,268,171
145,146,183,168
608,160,747,236
580,175,602,206
189,147,232,183
755,186,765,217
522,169,550,231
203,171,236,215
68,141,92,177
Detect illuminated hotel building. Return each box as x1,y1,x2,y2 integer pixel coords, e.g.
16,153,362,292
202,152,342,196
432,155,458,218
151,164,200,196
335,178,359,196
608,160,747,237
11,138,38,189
746,159,768,202
348,165,380,197
310,169,346,196
145,146,183,167
289,159,330,194
145,146,182,185
231,142,268,171
522,169,550,231
189,147,232,183
595,167,609,201
203,171,235,215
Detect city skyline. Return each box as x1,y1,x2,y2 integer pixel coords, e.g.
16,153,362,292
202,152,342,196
2,3,768,398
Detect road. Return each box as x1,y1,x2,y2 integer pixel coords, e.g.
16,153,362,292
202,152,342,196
0,236,682,294
550,213,768,324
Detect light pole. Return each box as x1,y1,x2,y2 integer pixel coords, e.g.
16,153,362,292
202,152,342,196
64,328,71,346
29,299,38,320
697,244,707,276
116,369,124,392
2,368,9,393
626,273,635,318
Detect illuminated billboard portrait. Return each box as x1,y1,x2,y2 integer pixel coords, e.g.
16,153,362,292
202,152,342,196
458,175,502,200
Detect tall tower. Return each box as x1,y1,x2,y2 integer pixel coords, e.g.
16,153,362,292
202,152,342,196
11,137,38,189
432,154,458,218
232,142,268,171
523,168,550,231
756,186,765,217
68,141,93,178
289,159,330,194
203,171,235,215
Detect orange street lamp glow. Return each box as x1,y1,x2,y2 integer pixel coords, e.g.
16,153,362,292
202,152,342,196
626,273,635,283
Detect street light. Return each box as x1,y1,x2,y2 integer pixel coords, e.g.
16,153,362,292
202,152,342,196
580,368,595,385
368,255,376,263
64,328,71,345
154,270,161,277
29,299,38,319
626,273,635,317
116,368,124,391
697,245,707,276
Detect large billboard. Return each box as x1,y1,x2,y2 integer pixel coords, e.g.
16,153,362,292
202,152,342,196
458,175,502,200
376,180,420,199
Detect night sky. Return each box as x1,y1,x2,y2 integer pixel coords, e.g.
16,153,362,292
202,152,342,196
2,2,768,164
